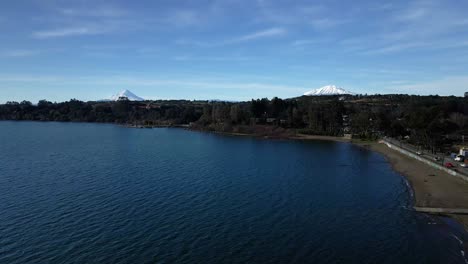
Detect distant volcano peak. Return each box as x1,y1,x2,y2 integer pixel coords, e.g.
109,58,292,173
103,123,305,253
110,90,144,101
304,85,353,96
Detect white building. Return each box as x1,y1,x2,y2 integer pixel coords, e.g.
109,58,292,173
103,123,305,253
459,148,468,156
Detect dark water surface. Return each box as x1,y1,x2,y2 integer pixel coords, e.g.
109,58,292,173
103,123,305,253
0,121,466,264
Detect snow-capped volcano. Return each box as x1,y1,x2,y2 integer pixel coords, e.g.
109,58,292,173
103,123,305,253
110,89,144,101
303,85,353,96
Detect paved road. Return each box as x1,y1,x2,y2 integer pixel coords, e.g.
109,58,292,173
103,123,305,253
384,137,468,177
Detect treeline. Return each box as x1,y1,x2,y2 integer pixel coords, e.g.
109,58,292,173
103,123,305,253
1,95,468,152
0,99,204,124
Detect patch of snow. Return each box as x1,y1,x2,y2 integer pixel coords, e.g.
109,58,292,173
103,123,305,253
110,90,144,101
304,85,353,96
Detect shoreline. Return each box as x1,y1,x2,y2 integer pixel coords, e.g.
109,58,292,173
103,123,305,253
310,136,468,232
193,128,468,231
3,121,467,230
361,142,468,230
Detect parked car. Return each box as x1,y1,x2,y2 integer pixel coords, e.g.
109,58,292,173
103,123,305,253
416,151,423,155
433,156,441,161
460,163,467,168
455,155,465,162
445,162,455,168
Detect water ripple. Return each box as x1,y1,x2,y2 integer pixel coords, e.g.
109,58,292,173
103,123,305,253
0,122,466,264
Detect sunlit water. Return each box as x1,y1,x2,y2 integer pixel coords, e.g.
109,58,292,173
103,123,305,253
0,121,466,263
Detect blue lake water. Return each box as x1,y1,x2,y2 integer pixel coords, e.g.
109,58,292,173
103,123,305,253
0,121,466,263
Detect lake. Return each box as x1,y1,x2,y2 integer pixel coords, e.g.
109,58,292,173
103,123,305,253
0,121,466,263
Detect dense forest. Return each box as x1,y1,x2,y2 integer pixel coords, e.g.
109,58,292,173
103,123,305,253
1,95,468,152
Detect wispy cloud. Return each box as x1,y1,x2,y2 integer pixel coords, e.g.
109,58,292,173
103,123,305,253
177,27,287,48
395,6,427,22
331,0,468,56
58,6,128,17
0,74,306,95
165,10,201,28
107,78,304,94
383,1,468,44
385,76,468,96
173,55,253,62
32,4,138,39
230,28,286,43
256,0,347,30
256,0,324,24
0,49,40,57
32,27,106,38
0,75,308,100
355,38,468,55
291,39,324,47
368,3,394,11
310,18,348,30
359,42,428,55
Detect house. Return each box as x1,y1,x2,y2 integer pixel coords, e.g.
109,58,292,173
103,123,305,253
459,148,468,156
266,118,276,124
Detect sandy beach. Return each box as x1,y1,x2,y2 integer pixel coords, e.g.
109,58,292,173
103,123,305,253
290,133,468,230
196,129,468,229
354,141,468,230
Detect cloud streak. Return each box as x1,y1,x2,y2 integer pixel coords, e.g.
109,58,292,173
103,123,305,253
32,4,138,39
310,18,348,30
32,27,105,38
0,74,306,95
177,27,287,47
385,76,468,96
256,0,347,30
173,55,253,62
230,28,286,43
165,10,202,28
58,7,128,17
0,49,40,57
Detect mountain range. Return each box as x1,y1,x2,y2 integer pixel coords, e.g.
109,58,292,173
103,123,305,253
103,86,352,102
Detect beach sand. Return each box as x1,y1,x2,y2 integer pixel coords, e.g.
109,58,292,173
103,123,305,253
195,129,468,230
292,134,468,230
355,141,468,231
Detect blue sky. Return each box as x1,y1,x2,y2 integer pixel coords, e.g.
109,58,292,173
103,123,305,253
1,0,468,102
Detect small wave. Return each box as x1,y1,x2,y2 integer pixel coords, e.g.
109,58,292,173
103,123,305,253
450,234,468,263
451,234,464,246
403,178,415,200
